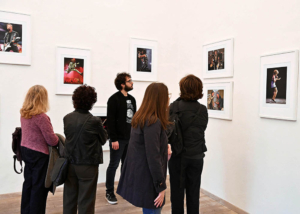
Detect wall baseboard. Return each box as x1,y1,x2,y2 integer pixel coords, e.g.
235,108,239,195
200,188,249,214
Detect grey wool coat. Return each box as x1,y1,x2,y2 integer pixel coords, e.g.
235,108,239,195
117,119,168,209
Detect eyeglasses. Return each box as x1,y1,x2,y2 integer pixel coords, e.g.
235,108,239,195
168,93,172,99
126,79,133,83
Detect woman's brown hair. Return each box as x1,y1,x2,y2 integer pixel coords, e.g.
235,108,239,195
131,83,171,130
179,74,203,101
20,85,49,119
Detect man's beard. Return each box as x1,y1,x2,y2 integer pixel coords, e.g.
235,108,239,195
125,85,133,92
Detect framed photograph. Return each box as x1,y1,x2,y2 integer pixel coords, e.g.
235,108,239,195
56,47,91,95
260,50,299,121
203,38,233,79
130,38,158,81
202,82,233,120
0,10,31,65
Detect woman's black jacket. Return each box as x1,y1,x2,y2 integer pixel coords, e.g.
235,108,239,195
64,109,108,165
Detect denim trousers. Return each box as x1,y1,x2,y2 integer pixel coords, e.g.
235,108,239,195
143,207,162,214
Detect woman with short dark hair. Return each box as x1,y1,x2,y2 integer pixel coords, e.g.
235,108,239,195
63,85,107,214
117,83,171,214
168,74,208,214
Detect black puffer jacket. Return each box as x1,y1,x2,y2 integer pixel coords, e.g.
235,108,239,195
169,98,208,159
63,109,107,165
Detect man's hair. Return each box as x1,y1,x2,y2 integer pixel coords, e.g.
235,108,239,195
115,72,131,90
179,74,203,101
72,84,97,110
7,23,12,26
20,85,49,119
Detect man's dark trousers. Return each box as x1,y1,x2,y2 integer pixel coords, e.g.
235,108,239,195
106,139,129,193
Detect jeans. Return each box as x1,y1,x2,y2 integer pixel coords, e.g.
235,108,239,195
168,157,204,214
21,146,49,214
106,139,129,193
143,207,162,214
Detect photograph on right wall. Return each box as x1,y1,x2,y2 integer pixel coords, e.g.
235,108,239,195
265,66,287,104
203,38,233,79
260,50,299,121
207,89,224,111
202,82,233,120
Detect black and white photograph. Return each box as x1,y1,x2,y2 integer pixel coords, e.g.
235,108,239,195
137,47,152,72
208,48,225,71
265,67,287,104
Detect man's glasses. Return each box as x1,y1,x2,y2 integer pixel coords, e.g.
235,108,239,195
126,79,133,83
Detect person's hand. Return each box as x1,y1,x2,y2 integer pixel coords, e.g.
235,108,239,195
168,144,172,160
111,141,119,150
154,190,165,208
11,40,14,43
4,44,6,47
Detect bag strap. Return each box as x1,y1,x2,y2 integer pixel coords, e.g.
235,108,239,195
13,155,22,174
67,115,92,159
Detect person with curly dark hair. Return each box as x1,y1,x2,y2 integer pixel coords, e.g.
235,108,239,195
105,72,136,204
168,75,208,214
63,85,107,214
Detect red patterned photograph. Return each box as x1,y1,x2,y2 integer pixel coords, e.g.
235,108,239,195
63,57,84,84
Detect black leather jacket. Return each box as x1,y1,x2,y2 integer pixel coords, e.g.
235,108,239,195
63,109,107,165
4,31,20,45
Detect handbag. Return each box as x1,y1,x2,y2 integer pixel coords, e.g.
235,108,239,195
51,115,92,186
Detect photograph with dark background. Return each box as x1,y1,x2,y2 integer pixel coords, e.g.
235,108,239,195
137,47,152,72
266,66,287,104
208,48,225,71
0,22,22,53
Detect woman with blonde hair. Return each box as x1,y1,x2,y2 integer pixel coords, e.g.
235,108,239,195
271,69,281,103
20,85,58,214
117,83,171,214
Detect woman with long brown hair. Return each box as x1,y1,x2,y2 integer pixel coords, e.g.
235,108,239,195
20,85,58,214
117,83,171,214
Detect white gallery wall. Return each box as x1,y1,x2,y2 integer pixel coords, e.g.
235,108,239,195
1,0,300,214
176,0,300,214
0,0,179,195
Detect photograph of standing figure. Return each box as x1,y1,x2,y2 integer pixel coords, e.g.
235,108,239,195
137,48,152,72
208,48,224,71
207,90,224,111
266,67,287,104
0,22,22,53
